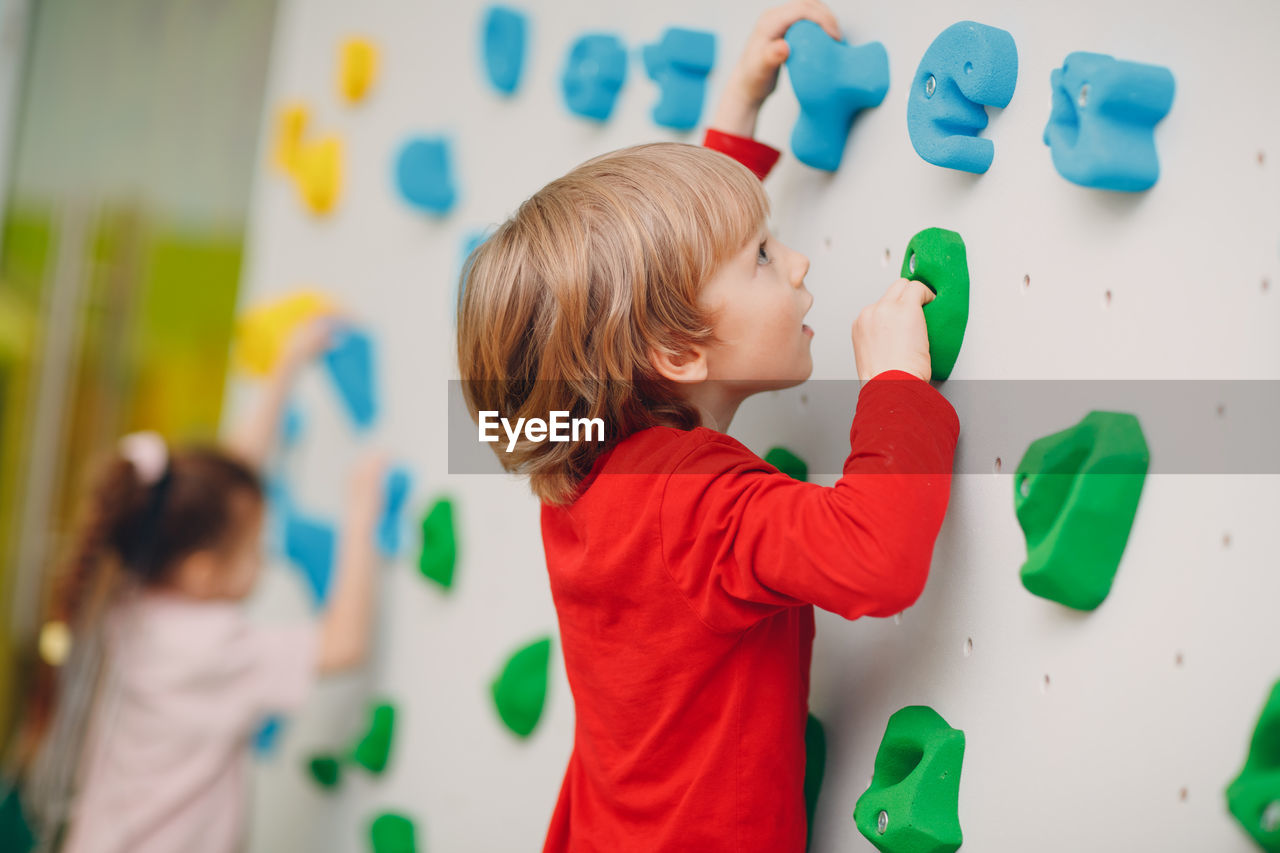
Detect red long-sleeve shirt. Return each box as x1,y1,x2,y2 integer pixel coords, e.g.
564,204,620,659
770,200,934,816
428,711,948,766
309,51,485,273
538,131,960,852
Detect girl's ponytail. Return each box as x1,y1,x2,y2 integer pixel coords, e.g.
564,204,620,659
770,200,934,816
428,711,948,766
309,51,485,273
52,454,152,628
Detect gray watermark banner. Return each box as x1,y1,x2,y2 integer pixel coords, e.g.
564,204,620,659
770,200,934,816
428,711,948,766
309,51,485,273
447,380,1280,476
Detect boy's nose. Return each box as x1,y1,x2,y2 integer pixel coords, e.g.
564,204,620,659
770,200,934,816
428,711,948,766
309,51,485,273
792,252,811,287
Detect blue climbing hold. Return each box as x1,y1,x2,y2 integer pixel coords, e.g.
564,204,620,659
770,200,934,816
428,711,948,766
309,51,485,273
281,402,304,450
284,511,336,607
395,137,457,215
324,327,377,431
264,476,292,558
1043,52,1174,192
642,27,715,131
253,715,285,756
377,467,413,559
907,21,1018,174
481,6,527,95
784,20,889,172
562,34,627,122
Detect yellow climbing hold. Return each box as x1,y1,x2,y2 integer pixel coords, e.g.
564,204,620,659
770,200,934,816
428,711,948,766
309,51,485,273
233,290,337,376
295,135,343,215
273,102,310,177
339,38,379,104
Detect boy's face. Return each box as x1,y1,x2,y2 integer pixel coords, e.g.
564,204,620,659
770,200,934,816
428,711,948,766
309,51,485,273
698,228,814,390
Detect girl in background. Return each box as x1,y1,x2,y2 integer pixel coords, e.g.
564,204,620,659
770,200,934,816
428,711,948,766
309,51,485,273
20,319,384,853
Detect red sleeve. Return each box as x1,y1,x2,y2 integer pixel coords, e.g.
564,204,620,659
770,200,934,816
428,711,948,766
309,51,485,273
659,371,960,632
703,128,782,181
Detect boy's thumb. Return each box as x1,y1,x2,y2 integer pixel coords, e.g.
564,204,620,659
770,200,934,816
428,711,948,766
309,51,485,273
907,280,937,306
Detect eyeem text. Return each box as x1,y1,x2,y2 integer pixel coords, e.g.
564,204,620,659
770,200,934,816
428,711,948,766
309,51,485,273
478,411,605,452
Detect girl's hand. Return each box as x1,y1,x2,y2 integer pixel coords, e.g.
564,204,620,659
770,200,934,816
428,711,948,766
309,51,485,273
852,279,936,384
281,314,341,373
710,0,842,137
348,451,389,531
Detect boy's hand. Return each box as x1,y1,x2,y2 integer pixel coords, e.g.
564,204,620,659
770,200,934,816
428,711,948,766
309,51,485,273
710,0,842,137
852,279,936,384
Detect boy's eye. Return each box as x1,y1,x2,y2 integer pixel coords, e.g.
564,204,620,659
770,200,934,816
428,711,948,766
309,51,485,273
757,242,770,265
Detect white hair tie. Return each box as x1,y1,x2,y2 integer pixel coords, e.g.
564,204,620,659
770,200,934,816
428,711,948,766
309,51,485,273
118,431,169,486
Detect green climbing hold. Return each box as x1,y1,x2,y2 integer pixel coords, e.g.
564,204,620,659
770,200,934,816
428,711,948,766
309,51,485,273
418,498,457,590
854,705,965,853
369,812,417,853
351,702,396,775
804,713,827,851
307,754,342,789
766,446,809,482
1226,680,1280,851
491,636,551,738
1015,410,1148,611
900,228,969,381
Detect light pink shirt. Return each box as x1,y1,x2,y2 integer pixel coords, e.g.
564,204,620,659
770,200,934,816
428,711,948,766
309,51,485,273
63,593,317,853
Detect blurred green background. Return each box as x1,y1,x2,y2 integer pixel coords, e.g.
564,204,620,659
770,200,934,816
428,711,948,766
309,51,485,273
0,0,278,746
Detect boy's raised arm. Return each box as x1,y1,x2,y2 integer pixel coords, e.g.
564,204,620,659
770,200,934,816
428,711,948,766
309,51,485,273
708,0,841,138
703,1,842,179
659,371,959,633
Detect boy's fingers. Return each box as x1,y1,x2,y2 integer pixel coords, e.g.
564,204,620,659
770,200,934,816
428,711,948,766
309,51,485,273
885,277,911,301
802,0,843,40
757,6,797,40
902,280,937,306
766,39,790,65
760,0,839,41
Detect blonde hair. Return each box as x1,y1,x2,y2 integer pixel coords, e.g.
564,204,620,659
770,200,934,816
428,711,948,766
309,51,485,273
456,142,769,505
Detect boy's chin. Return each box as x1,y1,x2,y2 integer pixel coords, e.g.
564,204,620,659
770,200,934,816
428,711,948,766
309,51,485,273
732,373,811,395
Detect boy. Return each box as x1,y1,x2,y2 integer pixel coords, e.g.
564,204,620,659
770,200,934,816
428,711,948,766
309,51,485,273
457,2,959,849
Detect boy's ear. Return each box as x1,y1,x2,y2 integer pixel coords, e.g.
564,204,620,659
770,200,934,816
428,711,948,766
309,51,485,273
648,344,708,384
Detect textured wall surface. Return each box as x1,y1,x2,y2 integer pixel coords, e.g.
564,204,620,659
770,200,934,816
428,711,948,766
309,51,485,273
234,1,1280,849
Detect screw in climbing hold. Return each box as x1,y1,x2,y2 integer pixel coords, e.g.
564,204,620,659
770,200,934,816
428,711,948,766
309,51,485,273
1078,83,1089,107
877,810,889,834
1263,801,1280,833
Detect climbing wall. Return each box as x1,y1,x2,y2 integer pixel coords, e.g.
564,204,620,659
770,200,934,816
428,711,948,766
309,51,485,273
228,0,1280,850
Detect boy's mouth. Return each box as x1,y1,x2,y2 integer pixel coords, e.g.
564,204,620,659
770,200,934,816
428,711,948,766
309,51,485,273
802,324,814,337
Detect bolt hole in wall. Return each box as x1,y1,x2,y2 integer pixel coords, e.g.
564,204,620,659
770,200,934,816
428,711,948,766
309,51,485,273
1103,289,1113,308
882,247,890,267
1041,674,1051,694
993,456,1002,473
963,637,973,658
1022,273,1030,291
